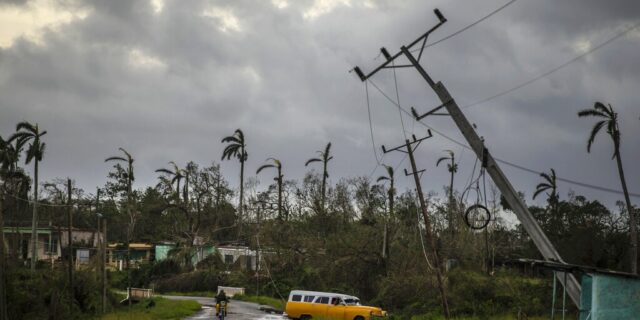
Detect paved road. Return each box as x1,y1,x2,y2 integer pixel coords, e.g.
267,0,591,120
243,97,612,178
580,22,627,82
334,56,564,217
161,295,286,320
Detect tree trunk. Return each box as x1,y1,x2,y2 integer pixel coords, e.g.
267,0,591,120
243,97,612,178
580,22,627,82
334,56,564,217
239,158,244,237
30,161,38,271
448,168,455,236
321,161,327,211
278,174,283,220
126,165,133,307
615,148,637,274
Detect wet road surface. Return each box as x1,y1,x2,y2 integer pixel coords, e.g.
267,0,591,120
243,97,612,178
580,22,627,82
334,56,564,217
162,295,286,320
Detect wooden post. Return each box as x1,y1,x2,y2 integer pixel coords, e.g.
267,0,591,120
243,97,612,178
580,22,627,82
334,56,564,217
405,139,451,318
102,218,107,313
0,192,9,320
67,178,73,300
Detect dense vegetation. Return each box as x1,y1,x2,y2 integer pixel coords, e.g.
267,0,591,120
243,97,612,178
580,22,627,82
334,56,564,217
1,117,637,319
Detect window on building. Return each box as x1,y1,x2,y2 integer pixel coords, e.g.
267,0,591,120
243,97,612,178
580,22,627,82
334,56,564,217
225,254,234,264
44,237,58,254
246,256,253,270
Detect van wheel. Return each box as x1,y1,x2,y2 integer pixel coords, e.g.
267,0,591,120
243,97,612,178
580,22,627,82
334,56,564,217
300,316,312,320
354,316,365,320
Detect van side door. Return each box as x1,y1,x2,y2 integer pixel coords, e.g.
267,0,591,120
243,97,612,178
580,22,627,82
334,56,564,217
326,297,346,320
313,296,331,318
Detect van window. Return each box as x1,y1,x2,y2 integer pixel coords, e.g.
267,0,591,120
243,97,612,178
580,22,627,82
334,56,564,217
291,295,302,302
331,297,340,305
316,297,330,304
303,295,315,302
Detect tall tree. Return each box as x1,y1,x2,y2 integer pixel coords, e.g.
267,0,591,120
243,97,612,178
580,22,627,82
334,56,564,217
533,168,559,216
105,147,136,304
221,129,248,235
9,122,46,271
305,142,333,211
257,158,284,220
376,165,395,260
578,101,637,274
436,150,457,233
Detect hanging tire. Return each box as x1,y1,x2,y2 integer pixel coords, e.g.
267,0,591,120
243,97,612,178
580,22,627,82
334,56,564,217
465,204,491,230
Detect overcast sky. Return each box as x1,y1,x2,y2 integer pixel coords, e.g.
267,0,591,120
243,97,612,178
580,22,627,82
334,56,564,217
0,0,638,213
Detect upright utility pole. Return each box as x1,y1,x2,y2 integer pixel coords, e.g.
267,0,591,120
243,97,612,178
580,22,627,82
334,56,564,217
67,178,74,301
102,218,107,313
352,8,581,306
382,133,450,318
0,191,8,320
96,188,107,314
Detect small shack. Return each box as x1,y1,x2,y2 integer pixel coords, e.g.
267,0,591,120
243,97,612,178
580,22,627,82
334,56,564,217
516,259,640,320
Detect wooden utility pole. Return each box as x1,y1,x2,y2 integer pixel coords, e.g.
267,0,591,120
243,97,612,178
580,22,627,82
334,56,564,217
67,178,73,300
96,188,107,313
102,219,107,313
352,8,581,306
0,191,8,320
381,133,450,318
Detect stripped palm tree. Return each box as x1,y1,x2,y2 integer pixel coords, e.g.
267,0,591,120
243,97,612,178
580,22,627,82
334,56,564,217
156,161,185,202
305,142,333,211
578,102,637,274
533,168,559,216
437,150,457,233
105,148,135,305
257,158,284,220
9,122,46,271
376,165,395,260
221,129,248,233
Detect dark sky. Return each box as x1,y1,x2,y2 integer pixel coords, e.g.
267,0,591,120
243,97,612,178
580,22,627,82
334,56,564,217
0,0,638,214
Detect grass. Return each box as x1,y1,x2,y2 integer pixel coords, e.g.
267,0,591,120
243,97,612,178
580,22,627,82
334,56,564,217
232,294,286,311
99,297,201,320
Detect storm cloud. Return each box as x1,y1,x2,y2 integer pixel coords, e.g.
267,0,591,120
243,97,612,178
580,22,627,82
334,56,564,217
0,0,638,214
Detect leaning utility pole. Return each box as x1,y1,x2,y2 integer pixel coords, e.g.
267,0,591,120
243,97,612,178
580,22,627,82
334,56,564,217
382,133,450,318
67,178,74,301
352,8,581,306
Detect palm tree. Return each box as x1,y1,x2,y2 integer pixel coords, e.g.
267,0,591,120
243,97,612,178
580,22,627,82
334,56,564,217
9,122,46,271
156,161,185,202
257,158,284,220
578,101,637,274
221,129,248,233
105,148,135,304
0,135,22,173
533,168,559,215
377,165,395,260
437,150,457,233
305,142,333,211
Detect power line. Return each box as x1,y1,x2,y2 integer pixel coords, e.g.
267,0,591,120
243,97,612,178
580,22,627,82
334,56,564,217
364,81,381,164
410,0,517,53
462,20,640,109
366,79,640,199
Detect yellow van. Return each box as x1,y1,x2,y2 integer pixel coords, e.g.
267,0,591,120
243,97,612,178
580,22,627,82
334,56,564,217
284,290,387,320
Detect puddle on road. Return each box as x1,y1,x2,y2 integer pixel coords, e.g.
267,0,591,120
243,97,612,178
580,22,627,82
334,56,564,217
184,306,215,320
